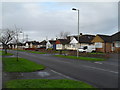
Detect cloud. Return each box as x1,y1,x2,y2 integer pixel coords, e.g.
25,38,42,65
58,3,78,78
2,2,118,41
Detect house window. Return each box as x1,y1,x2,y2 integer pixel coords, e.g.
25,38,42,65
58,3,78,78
112,43,115,47
95,42,102,48
115,41,120,47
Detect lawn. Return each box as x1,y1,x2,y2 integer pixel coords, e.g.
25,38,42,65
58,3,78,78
3,57,45,72
0,51,13,56
28,51,46,54
89,52,105,55
16,49,47,54
5,79,96,88
55,55,105,61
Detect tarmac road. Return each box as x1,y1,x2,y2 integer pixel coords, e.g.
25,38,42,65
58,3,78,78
7,50,118,89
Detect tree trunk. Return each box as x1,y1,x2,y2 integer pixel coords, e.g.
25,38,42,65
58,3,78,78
3,44,8,54
5,48,7,54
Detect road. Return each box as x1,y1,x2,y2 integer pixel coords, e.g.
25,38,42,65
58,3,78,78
7,50,118,88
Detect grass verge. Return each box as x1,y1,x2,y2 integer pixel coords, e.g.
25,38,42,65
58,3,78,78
3,57,45,72
89,52,105,55
5,79,96,88
0,51,13,56
55,55,105,61
16,49,47,54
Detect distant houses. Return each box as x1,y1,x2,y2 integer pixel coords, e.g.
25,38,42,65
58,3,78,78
2,31,120,53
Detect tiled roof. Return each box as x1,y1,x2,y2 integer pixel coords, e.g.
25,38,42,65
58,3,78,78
49,40,56,44
74,35,95,44
58,39,70,44
26,41,40,45
39,40,47,45
97,34,112,43
112,31,120,41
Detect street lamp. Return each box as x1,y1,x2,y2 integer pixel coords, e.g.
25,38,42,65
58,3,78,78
72,8,79,58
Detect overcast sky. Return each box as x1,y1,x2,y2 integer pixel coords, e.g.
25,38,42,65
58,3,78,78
1,1,118,41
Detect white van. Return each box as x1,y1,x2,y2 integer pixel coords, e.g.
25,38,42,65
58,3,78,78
78,45,95,52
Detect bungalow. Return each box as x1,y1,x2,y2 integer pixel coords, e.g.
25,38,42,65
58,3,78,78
67,34,95,50
25,41,40,49
56,39,70,50
112,31,120,53
92,34,112,53
17,43,25,49
8,43,25,49
46,40,56,50
8,43,17,49
39,40,47,48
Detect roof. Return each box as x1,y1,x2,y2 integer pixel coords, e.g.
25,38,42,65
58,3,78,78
49,40,56,44
112,31,120,41
39,40,47,45
97,34,112,43
26,41,40,45
57,39,70,44
17,43,25,46
74,35,95,44
8,43,25,46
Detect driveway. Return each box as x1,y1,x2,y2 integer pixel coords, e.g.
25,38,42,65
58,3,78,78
7,50,118,88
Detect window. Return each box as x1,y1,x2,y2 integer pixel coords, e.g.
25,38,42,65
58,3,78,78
95,42,102,48
115,41,120,47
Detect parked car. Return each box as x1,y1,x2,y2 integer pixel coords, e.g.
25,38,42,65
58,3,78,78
78,45,95,52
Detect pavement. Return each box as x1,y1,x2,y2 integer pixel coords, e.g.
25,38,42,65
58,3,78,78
6,50,119,88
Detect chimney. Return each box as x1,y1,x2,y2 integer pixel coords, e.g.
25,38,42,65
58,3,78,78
80,33,82,36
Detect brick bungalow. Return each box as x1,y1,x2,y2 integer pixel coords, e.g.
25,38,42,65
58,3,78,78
91,35,112,53
112,31,120,53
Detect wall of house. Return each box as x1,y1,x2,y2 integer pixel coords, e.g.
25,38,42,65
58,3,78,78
46,42,52,49
92,36,112,53
95,43,112,53
104,43,112,53
112,41,120,53
56,44,63,50
25,43,29,48
65,44,76,50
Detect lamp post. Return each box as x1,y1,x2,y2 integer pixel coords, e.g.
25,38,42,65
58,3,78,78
72,8,79,58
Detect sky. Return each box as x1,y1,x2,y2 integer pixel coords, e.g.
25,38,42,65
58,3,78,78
1,1,118,41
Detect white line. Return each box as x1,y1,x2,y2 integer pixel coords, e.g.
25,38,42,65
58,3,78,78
51,70,77,80
94,62,102,64
82,65,118,74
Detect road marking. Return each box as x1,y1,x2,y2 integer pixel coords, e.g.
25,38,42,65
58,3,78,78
82,65,118,74
51,70,76,80
94,62,102,64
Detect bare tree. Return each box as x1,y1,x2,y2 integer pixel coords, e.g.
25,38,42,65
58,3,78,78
58,31,70,39
0,29,16,54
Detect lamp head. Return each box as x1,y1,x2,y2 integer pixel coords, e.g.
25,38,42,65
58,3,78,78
72,8,77,10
